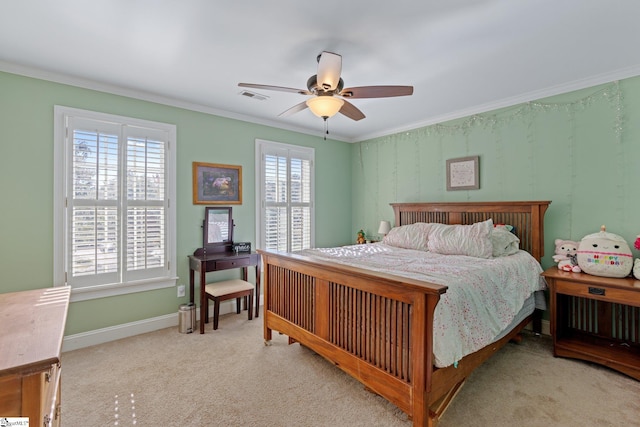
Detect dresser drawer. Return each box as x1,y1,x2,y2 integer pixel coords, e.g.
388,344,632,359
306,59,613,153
555,279,640,306
0,374,22,416
216,257,252,270
0,364,60,426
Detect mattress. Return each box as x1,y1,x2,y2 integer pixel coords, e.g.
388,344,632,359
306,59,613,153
296,243,546,367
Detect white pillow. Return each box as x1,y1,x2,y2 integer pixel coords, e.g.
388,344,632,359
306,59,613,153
382,222,431,251
427,219,493,258
491,227,520,257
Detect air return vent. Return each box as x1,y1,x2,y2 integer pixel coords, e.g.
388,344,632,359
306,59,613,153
239,90,268,101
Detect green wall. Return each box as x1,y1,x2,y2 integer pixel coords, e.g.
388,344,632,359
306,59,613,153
3,69,640,337
352,77,640,270
0,71,353,335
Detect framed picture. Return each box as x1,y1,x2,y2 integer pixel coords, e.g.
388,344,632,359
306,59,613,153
446,156,479,191
192,162,242,204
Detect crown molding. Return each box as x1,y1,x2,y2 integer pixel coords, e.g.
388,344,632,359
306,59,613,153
354,64,640,142
3,60,639,144
0,61,350,142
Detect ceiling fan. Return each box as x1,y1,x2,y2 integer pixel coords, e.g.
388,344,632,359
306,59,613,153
238,51,413,122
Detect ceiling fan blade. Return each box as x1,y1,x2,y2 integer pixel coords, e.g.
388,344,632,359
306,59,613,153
339,85,414,99
339,100,366,121
316,51,342,91
238,83,311,95
278,101,309,117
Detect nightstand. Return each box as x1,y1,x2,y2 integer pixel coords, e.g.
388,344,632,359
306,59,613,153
542,267,640,380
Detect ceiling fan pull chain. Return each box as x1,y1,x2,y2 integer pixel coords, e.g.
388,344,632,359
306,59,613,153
324,116,329,140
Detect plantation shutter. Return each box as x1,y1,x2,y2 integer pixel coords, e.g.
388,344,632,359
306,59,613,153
123,126,167,282
66,116,169,289
258,140,314,252
289,156,312,251
264,152,288,251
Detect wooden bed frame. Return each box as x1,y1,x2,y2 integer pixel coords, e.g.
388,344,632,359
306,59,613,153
259,201,550,426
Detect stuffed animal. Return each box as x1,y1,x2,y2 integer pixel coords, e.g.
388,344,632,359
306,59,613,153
635,236,640,280
356,229,366,245
577,225,633,278
553,239,581,272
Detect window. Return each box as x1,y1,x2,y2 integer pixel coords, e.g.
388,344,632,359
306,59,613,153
255,139,314,251
54,106,176,301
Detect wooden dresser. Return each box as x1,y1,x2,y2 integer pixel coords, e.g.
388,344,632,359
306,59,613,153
542,267,640,380
0,286,70,426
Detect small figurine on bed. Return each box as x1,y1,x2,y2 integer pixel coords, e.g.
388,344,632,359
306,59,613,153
553,239,581,272
357,229,366,245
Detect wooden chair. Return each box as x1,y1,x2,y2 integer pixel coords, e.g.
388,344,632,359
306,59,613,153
204,279,254,330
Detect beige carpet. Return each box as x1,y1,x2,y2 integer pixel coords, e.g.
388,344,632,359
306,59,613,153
61,313,640,426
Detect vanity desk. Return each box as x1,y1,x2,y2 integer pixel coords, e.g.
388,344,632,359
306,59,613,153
189,250,260,334
190,206,260,334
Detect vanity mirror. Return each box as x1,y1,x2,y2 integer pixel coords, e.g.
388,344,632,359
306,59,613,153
203,206,234,251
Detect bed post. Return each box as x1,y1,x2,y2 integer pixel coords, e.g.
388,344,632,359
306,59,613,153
262,255,272,343
411,291,440,427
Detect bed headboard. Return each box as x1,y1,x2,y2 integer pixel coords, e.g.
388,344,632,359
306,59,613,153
390,201,551,261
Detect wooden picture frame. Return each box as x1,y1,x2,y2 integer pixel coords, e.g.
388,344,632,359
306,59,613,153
192,162,242,204
446,155,479,191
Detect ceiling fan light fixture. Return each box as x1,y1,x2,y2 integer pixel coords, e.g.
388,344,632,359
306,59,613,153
306,96,344,118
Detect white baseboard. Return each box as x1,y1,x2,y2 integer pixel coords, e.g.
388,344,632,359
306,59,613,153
63,296,263,352
62,312,178,352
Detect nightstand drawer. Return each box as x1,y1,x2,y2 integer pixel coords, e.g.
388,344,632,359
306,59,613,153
555,279,640,306
216,257,252,270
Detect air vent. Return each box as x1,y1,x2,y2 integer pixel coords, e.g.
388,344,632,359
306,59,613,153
239,90,269,101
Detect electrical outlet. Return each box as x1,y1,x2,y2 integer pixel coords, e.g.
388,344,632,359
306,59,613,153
177,284,185,298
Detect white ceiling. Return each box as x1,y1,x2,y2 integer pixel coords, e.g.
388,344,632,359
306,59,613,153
2,0,640,142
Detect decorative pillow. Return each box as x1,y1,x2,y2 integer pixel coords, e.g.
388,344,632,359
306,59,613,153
382,222,431,251
491,227,520,257
427,219,493,258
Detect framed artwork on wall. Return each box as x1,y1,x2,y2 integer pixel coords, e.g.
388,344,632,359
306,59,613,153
192,162,242,204
446,156,479,191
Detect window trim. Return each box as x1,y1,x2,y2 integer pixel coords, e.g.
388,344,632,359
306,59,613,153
53,106,177,302
255,139,315,251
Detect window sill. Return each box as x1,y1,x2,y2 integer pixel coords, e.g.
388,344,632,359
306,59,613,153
66,277,178,302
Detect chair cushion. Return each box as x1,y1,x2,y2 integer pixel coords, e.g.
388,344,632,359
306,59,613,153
205,279,253,297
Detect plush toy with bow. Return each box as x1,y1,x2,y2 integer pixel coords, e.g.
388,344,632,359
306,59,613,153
553,239,581,272
634,236,640,280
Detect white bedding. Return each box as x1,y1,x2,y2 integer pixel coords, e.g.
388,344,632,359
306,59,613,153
296,243,546,367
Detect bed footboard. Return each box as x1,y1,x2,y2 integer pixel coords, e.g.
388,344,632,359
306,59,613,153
260,250,447,426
